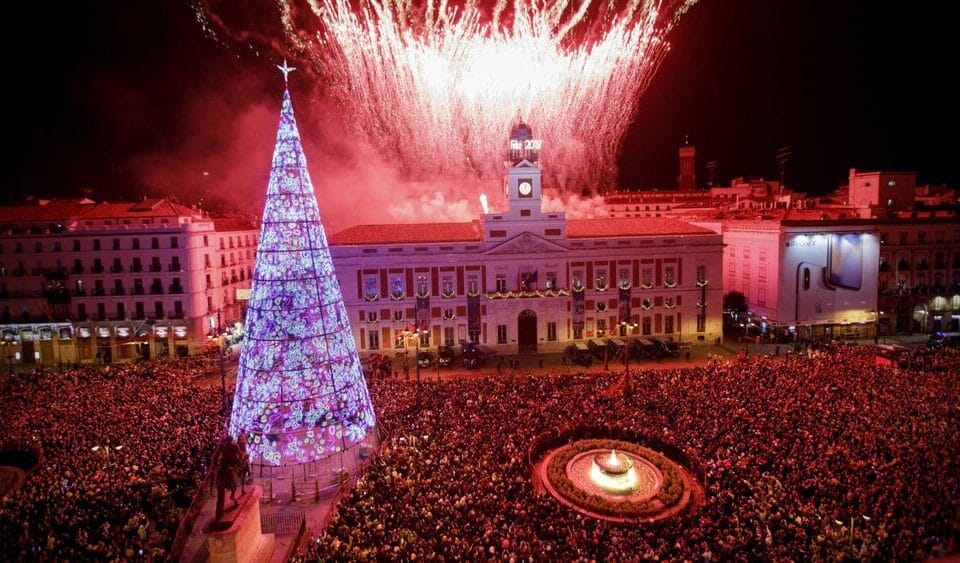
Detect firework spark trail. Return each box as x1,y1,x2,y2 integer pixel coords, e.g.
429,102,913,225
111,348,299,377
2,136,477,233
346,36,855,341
201,0,697,192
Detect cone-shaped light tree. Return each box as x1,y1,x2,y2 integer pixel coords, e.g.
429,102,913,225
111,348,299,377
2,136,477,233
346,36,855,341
229,67,376,467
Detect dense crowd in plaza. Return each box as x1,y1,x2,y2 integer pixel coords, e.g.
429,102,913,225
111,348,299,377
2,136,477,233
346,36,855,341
307,345,959,561
0,356,225,561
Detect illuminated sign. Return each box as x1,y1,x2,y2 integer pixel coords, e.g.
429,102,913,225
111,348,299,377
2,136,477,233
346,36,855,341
236,288,252,301
154,326,169,338
39,328,53,341
78,327,91,339
116,326,131,338
97,327,111,338
58,327,72,340
509,139,543,150
173,326,188,339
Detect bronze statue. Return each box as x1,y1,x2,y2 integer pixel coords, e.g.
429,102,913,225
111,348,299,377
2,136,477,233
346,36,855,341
213,434,251,521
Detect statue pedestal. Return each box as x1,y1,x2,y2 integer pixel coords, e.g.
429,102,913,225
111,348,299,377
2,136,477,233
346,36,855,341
204,485,275,563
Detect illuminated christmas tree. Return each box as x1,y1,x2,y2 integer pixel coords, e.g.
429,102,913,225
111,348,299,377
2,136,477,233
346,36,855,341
229,63,376,468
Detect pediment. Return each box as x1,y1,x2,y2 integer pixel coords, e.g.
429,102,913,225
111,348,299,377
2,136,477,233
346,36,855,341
485,232,567,255
512,159,537,168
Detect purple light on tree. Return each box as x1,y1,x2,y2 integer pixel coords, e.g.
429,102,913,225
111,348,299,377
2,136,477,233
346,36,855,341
229,72,376,467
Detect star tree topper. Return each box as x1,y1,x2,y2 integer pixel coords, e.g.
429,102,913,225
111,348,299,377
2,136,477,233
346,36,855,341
277,59,296,83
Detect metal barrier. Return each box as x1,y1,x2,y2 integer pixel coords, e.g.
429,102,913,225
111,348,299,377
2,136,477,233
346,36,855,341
166,446,220,562
261,510,306,535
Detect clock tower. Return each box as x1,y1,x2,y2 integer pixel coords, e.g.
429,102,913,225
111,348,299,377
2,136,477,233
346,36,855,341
482,120,565,242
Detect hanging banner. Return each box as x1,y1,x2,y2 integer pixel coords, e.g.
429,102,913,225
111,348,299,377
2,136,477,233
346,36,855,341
415,295,430,331
572,290,585,332
618,286,631,325
467,294,481,341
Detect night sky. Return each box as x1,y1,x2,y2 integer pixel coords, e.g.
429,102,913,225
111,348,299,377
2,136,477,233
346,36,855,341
2,0,954,207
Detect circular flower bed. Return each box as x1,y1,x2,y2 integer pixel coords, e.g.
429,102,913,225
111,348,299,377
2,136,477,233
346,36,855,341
545,439,685,519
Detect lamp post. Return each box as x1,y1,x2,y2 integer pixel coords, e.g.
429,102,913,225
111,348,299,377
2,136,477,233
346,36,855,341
619,319,637,398
217,309,228,417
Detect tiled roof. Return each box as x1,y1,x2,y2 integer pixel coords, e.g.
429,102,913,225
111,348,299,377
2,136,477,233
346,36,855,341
0,198,203,224
329,217,713,245
214,217,259,232
567,218,715,237
329,221,483,245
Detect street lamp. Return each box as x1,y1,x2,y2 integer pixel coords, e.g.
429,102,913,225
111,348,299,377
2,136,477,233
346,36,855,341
619,319,638,398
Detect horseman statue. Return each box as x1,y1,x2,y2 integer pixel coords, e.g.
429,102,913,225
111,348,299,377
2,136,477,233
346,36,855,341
213,434,250,521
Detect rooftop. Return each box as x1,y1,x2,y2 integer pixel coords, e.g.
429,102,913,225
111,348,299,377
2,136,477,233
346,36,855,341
329,217,714,245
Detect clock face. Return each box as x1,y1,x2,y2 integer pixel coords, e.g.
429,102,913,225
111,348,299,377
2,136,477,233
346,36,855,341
518,180,533,197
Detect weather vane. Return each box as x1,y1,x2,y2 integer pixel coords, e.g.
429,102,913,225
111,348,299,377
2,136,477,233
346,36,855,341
277,59,296,84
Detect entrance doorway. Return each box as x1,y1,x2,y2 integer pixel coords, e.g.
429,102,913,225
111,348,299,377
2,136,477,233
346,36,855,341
518,310,537,353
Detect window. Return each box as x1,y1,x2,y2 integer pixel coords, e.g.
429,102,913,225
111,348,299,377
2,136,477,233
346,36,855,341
174,301,183,317
545,272,557,290
135,302,145,319
664,265,676,287
444,326,455,346
112,258,122,273
390,275,404,299
171,256,181,271
416,275,429,296
595,269,608,290
155,301,164,318
204,235,209,247
573,326,583,340
133,238,140,250
77,303,87,320
618,268,630,288
642,316,652,335
151,237,160,249
97,303,106,321
547,322,557,341
151,257,162,272
467,275,479,295
53,241,61,252
597,318,607,337
696,265,706,284
572,270,584,289
364,276,379,299
116,302,125,320
112,238,120,250
73,240,81,251
171,237,179,249
495,274,507,293
664,315,674,334
899,232,908,245
697,313,706,333
641,267,653,287
441,275,454,296
918,232,926,245
113,279,124,294
93,239,101,251
497,324,508,344
34,242,42,253
520,209,531,217
367,329,380,350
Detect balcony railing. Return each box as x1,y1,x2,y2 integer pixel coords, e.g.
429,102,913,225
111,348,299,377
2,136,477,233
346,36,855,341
150,286,164,295
149,264,162,272
168,264,182,272
92,265,104,273
71,266,85,274
93,288,106,296
111,288,126,295
169,285,184,294
131,264,143,272
133,287,145,295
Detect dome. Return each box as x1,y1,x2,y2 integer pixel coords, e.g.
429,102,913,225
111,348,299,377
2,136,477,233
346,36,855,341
510,121,533,142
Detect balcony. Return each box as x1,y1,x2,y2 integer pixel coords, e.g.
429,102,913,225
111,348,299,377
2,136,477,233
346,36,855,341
111,288,126,295
150,285,164,295
169,285,184,294
934,261,947,270
131,264,143,273
33,267,68,275
93,288,106,296
110,265,124,273
897,260,910,271
149,264,162,272
92,265,105,274
917,261,930,270
74,288,87,296
71,266,85,274
168,264,183,272
132,286,145,295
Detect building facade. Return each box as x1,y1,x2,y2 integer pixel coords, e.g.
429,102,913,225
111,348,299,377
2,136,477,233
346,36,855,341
0,198,258,368
722,212,881,339
329,124,724,357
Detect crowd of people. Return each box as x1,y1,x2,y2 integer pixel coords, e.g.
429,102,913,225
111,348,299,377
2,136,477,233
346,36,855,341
306,344,959,561
0,357,226,561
